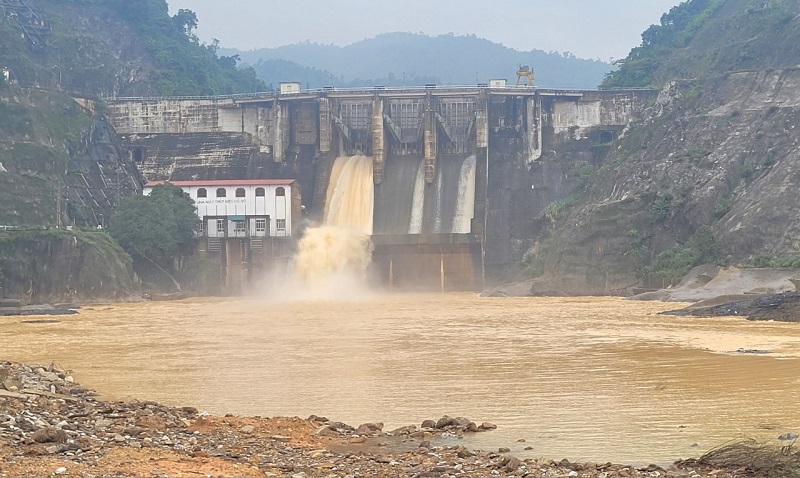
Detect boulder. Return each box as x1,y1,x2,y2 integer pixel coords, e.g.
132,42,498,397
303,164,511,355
435,416,454,429
421,419,437,429
355,422,383,435
32,428,67,444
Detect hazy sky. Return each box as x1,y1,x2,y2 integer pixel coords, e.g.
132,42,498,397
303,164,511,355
167,0,682,61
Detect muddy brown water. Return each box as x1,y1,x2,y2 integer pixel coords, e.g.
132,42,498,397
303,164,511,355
2,294,799,465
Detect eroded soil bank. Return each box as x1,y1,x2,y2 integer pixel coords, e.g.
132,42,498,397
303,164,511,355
0,361,785,478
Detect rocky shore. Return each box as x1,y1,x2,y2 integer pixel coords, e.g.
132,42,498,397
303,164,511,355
0,361,782,477
660,292,800,322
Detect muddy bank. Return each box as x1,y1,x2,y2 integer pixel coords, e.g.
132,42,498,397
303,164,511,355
661,292,800,322
0,361,782,477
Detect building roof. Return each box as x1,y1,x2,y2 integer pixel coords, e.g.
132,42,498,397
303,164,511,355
144,179,295,188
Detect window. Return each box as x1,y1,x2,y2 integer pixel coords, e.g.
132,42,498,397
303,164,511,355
255,187,265,197
216,188,227,198
197,188,207,198
255,218,267,233
233,220,246,233
276,187,286,197
276,219,286,234
216,219,225,234
235,188,246,198
132,148,145,163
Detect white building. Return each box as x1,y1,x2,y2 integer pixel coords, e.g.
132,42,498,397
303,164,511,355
279,82,301,95
143,179,301,238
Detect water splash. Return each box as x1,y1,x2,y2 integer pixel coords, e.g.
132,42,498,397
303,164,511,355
280,155,376,300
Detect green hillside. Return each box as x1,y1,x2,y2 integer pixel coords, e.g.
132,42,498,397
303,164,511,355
604,0,800,87
0,0,264,96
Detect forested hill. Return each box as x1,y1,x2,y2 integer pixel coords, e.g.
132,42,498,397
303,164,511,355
0,0,264,97
603,0,800,88
224,33,612,89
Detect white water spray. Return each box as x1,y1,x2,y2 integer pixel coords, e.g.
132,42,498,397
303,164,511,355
408,158,426,234
287,155,375,300
452,155,477,234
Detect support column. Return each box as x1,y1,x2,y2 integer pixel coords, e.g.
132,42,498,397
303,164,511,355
372,96,385,184
424,97,437,184
527,94,543,163
318,97,331,153
476,90,488,149
272,100,284,162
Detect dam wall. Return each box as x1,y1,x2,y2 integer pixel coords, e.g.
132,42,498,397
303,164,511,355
108,87,657,288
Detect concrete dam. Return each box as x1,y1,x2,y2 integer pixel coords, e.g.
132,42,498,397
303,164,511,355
108,86,657,291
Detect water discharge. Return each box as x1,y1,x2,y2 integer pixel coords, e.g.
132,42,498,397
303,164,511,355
452,155,477,234
287,155,375,299
408,158,426,234
322,155,374,234
285,153,477,297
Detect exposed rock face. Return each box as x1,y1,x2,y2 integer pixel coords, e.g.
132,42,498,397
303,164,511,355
541,69,800,294
0,230,138,304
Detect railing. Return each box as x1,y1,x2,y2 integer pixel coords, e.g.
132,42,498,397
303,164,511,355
106,85,659,103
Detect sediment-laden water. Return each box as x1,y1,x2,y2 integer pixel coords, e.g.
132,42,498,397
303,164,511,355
2,294,799,465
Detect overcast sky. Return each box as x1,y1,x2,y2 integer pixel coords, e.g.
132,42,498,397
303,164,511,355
167,0,682,61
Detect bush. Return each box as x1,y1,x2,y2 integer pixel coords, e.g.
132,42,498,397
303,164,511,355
647,192,674,222
749,255,800,269
741,161,756,180
646,225,722,280
714,198,732,219
542,197,577,225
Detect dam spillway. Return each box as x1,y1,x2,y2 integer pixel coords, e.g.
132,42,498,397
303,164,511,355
108,85,658,291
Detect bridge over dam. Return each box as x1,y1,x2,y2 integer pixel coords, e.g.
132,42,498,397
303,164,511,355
107,86,658,291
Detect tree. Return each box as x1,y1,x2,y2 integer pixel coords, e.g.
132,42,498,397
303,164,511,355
172,8,198,40
109,183,197,268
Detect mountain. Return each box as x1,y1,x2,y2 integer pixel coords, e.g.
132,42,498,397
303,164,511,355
531,0,800,294
0,0,264,97
223,32,612,89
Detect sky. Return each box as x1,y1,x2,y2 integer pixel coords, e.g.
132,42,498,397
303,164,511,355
167,0,683,61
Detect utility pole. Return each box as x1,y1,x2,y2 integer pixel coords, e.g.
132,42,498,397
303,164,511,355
51,64,61,90
55,186,60,228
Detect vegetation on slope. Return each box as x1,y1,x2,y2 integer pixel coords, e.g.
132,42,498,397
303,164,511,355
603,0,800,88
0,228,136,302
522,0,800,291
0,85,93,226
0,0,265,96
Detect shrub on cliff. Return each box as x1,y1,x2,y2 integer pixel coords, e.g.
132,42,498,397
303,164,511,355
109,183,197,267
645,225,722,281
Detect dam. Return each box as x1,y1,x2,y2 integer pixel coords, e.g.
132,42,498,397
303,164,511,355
107,85,657,291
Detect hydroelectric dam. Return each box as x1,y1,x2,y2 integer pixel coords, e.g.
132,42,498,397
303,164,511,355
108,85,657,291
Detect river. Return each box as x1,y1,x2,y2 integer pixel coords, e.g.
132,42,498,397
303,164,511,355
2,294,799,465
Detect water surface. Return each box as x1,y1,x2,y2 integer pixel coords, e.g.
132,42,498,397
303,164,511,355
2,294,799,464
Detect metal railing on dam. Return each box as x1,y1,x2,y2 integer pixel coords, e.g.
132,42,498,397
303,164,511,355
106,85,658,103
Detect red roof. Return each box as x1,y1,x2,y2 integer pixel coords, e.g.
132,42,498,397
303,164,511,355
144,179,295,187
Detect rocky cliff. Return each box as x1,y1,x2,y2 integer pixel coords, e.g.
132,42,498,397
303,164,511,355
534,1,800,294
0,229,138,304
